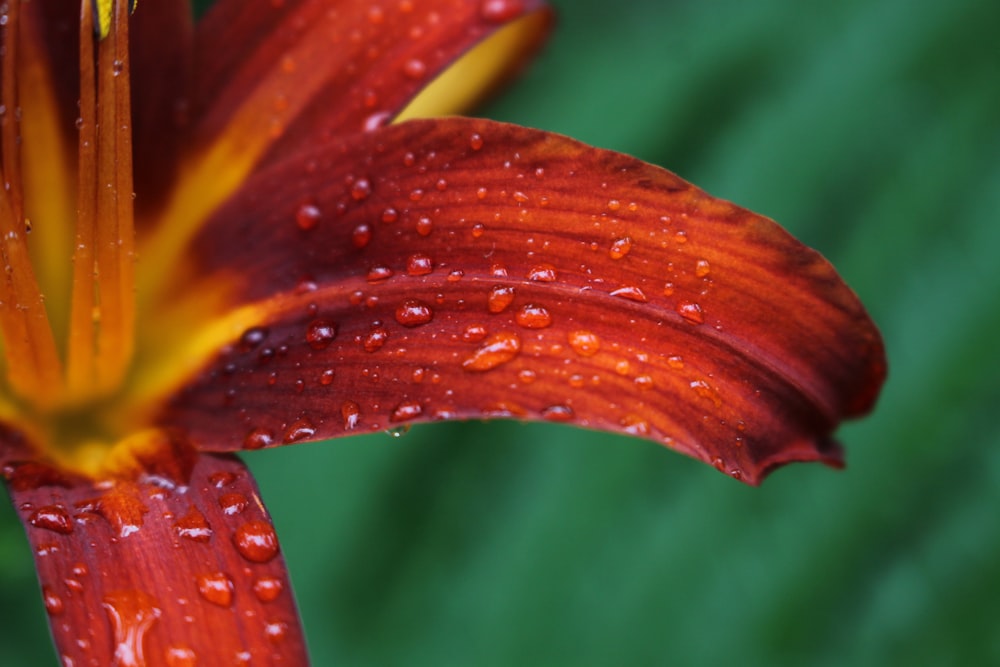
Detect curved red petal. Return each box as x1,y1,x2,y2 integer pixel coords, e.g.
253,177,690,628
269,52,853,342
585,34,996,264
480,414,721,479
0,429,309,666
192,0,551,161
159,118,885,484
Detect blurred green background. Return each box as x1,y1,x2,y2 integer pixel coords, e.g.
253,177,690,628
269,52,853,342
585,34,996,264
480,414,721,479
3,0,999,664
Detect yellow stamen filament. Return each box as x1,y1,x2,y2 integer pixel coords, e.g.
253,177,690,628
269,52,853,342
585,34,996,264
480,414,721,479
0,0,63,405
66,0,136,399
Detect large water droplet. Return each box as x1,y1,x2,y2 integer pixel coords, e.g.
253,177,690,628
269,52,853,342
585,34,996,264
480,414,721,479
353,224,372,249
305,319,337,350
690,379,722,407
350,177,372,201
243,427,275,450
367,265,394,282
677,301,704,324
406,254,433,276
42,585,64,615
391,401,423,422
196,572,235,608
609,236,632,259
514,304,552,329
295,202,321,231
463,331,521,371
487,285,515,313
233,521,280,563
102,590,161,667
395,299,433,327
567,330,600,357
174,506,213,542
362,325,389,352
341,401,361,430
219,493,249,516
695,259,711,278
527,264,557,282
610,286,647,302
29,505,73,534
282,417,316,443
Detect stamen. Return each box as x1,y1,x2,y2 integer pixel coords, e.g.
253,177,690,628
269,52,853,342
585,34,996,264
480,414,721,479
0,0,63,405
67,0,136,398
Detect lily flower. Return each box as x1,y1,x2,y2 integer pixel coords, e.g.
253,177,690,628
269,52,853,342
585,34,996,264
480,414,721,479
0,0,885,664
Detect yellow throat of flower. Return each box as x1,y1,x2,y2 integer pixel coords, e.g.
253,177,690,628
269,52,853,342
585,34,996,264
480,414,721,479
0,1,138,445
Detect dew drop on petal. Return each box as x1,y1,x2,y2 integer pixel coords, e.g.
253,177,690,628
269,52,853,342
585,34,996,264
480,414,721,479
469,132,484,150
381,207,399,223
634,374,654,390
29,505,73,534
174,506,212,542
542,405,575,422
102,590,162,667
690,379,722,407
416,216,433,236
481,0,524,22
341,401,361,430
609,236,632,259
233,521,280,563
667,355,684,370
620,414,651,435
253,576,284,603
514,304,552,329
350,177,372,201
367,265,394,282
406,254,433,276
43,585,64,615
353,224,372,249
463,331,521,371
243,427,275,451
527,264,557,282
219,493,249,516
395,299,433,327
567,330,600,357
165,646,197,667
391,401,424,422
610,286,647,302
677,301,704,324
295,202,321,231
487,285,515,313
463,324,488,342
402,58,427,79
695,259,711,277
305,319,337,350
196,572,235,608
283,417,316,443
362,325,389,352
265,621,289,644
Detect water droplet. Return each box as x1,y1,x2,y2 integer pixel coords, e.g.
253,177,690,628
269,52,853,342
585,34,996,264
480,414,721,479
402,58,427,79
391,401,424,422
610,286,647,302
362,325,388,352
233,521,280,563
674,230,688,244
102,590,161,667
367,6,385,24
567,330,600,357
174,506,213,542
367,265,394,282
282,417,316,443
512,191,529,204
463,331,521,371
341,401,361,430
667,355,684,370
406,254,433,276
416,216,433,236
319,368,336,385
165,645,197,667
527,264,557,282
634,375,654,390
219,493,249,516
196,572,235,607
481,0,524,22
518,369,536,383
243,427,275,451
350,177,372,201
239,326,268,352
542,405,575,422
487,285,515,313
381,207,399,223
95,486,148,538
265,621,289,644
469,133,484,150
514,304,552,329
663,282,675,296
608,236,632,259
695,259,711,277
620,415,650,435
253,576,284,603
677,301,704,324
305,319,337,350
690,379,722,407
363,110,392,132
295,202,321,231
43,585,64,615
29,505,73,534
353,224,372,249
385,425,411,438
471,222,485,238
463,324,488,342
395,299,433,327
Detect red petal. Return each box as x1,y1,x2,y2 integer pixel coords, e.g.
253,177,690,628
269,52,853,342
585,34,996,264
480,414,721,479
0,430,308,665
192,0,551,161
159,118,885,484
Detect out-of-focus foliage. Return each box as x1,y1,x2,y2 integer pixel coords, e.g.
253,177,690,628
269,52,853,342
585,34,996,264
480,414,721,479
2,0,998,664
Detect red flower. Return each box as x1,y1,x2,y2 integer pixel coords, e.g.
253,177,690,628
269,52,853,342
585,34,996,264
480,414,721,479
0,0,884,663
